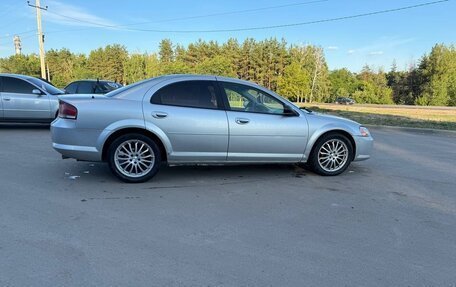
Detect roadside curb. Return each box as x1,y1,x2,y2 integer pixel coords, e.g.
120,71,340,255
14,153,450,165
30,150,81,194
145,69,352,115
365,124,456,135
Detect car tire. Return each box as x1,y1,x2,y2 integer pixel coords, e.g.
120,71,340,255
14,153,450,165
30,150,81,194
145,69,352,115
107,133,161,183
308,133,353,176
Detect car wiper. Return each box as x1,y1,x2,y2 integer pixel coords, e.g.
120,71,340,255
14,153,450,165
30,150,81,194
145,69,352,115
300,107,313,113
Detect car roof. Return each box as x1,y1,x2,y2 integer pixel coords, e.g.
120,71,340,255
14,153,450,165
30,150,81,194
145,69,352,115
154,74,262,87
0,73,38,81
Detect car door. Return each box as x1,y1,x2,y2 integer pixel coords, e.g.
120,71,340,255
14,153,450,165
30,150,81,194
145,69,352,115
219,81,308,162
144,79,229,163
1,76,51,120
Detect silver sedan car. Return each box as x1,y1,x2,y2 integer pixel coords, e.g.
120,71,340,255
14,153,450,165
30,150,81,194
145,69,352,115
51,75,373,183
0,73,64,123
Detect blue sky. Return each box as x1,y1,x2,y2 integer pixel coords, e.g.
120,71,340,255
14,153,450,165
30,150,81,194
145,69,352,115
0,0,454,72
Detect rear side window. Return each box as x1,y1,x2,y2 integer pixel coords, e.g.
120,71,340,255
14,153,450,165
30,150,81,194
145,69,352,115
77,81,95,94
1,77,36,94
65,82,78,94
151,81,220,110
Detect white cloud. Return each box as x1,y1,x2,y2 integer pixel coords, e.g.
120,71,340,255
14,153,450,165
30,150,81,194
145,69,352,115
369,51,384,56
44,0,118,28
347,49,356,54
326,46,339,51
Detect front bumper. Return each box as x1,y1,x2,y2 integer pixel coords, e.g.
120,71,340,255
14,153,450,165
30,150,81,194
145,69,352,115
353,135,374,161
51,119,103,162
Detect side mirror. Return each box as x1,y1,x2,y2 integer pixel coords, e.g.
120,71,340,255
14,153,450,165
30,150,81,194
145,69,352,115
283,106,297,116
32,89,42,96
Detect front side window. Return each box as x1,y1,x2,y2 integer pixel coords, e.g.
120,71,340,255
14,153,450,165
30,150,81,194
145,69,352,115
27,77,64,95
1,77,36,94
220,82,285,115
151,81,220,110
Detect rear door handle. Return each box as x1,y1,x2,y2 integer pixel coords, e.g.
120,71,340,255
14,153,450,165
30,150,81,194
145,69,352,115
3,97,11,101
235,118,250,124
152,111,168,119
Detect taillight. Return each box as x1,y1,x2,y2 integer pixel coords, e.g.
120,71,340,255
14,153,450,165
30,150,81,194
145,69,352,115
59,101,78,119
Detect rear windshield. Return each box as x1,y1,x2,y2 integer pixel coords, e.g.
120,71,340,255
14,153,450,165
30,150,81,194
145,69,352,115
105,77,163,98
28,78,65,95
99,81,122,93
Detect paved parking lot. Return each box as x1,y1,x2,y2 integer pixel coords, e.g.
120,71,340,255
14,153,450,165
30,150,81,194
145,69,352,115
1,125,455,286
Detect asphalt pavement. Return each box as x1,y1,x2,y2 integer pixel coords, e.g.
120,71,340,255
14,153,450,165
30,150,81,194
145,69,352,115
0,124,455,286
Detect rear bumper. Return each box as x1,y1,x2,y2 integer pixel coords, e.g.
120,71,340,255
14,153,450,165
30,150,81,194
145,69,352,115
51,119,103,161
52,143,100,161
353,135,374,161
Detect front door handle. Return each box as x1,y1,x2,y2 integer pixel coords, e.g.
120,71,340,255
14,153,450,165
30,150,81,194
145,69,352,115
3,97,11,101
152,111,168,119
235,118,250,124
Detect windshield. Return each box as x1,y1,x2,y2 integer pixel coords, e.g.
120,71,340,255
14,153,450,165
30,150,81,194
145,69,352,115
28,78,65,95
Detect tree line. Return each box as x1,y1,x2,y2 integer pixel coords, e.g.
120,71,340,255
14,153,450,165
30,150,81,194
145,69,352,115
0,38,455,106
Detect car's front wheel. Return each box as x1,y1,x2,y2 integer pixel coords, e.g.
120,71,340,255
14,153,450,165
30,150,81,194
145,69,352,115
308,133,353,176
107,133,161,183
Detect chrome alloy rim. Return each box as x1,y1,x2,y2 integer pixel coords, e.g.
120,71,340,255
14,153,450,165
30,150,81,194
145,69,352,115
317,139,349,172
114,140,155,178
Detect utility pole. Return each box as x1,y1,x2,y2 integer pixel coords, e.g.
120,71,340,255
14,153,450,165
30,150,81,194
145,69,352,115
27,0,48,79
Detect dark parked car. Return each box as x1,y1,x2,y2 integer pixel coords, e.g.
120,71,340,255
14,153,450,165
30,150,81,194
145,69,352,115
64,80,122,94
335,97,355,105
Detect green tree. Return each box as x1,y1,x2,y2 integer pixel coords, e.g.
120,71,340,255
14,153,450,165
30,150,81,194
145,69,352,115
87,44,128,83
195,55,236,77
354,66,394,104
415,44,456,106
0,54,40,77
277,61,311,103
46,48,77,87
329,68,359,102
158,39,174,63
124,54,146,84
145,54,161,78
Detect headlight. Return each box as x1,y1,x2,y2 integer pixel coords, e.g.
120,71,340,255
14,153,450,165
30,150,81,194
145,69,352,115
359,126,370,137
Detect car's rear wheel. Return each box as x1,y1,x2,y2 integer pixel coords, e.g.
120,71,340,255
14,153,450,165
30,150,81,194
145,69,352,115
308,133,353,176
107,133,161,183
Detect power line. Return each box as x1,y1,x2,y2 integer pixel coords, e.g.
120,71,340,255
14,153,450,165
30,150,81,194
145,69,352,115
41,0,449,35
122,0,330,26
0,29,37,40
43,0,329,30
130,0,450,33
44,10,114,29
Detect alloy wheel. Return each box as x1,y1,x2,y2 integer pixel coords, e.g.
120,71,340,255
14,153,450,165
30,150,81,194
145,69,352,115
317,139,349,172
114,139,155,178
